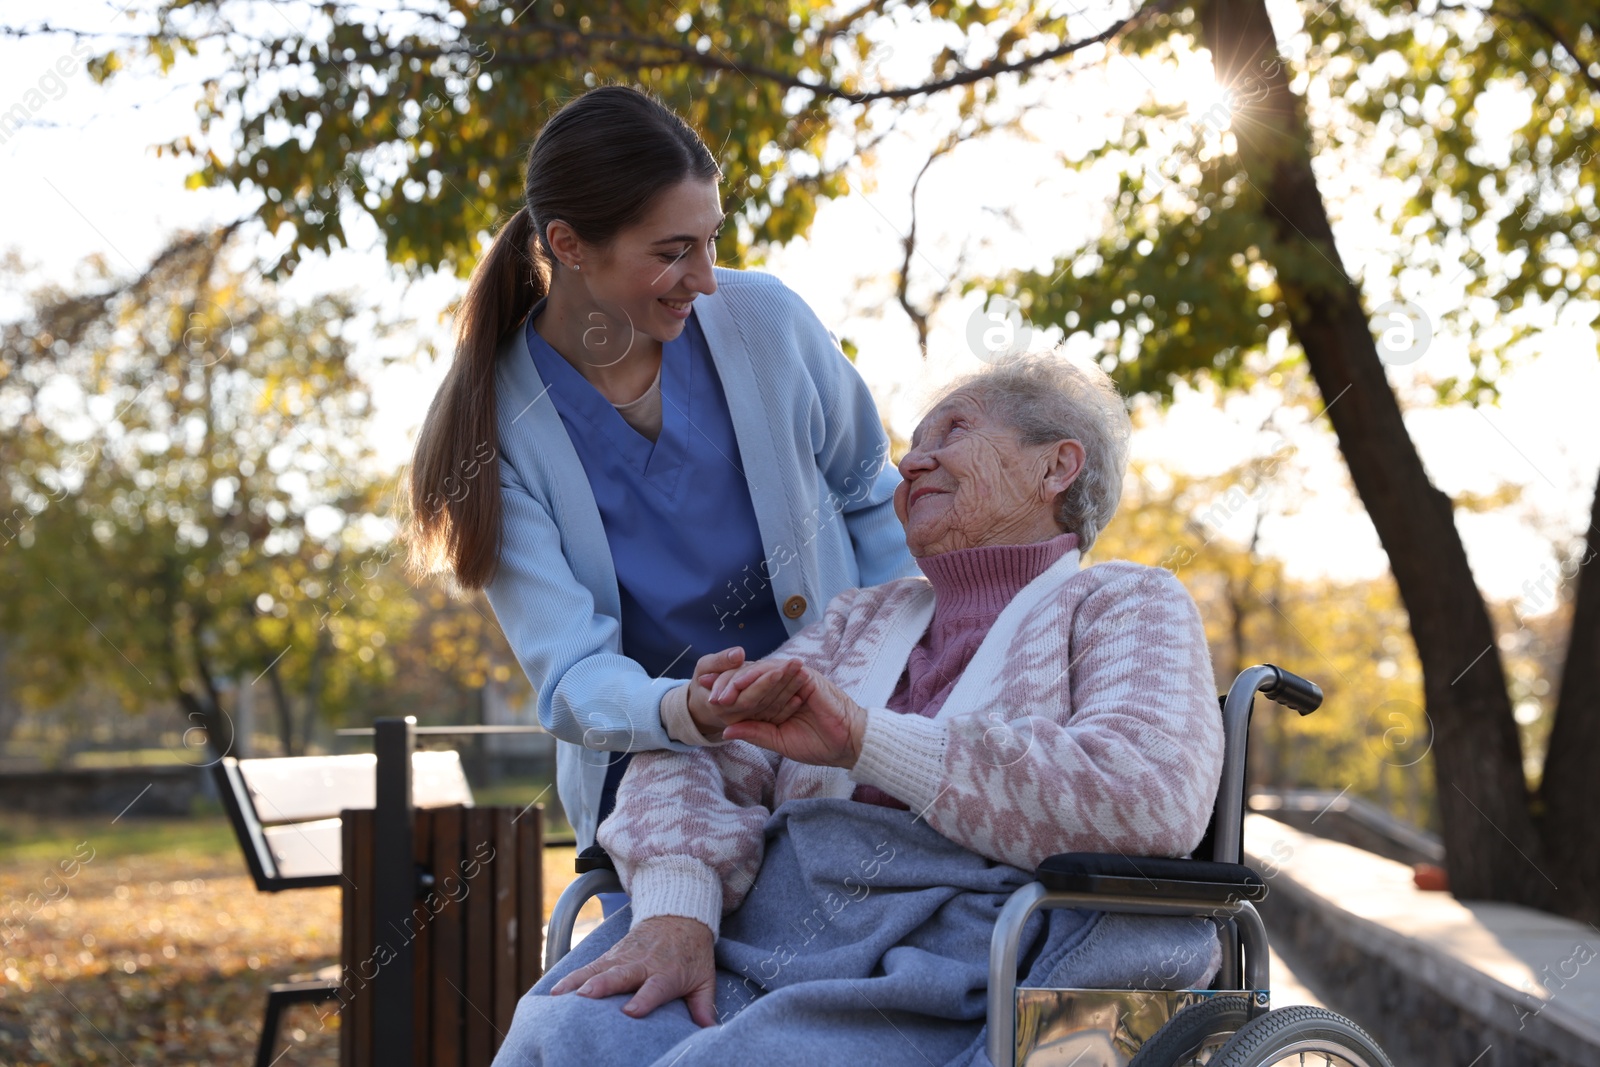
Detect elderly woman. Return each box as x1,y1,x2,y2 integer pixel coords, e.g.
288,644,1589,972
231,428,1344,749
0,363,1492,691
492,353,1225,1067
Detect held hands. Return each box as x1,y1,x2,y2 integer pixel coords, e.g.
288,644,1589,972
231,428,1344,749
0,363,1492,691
685,647,809,739
549,915,717,1026
717,662,868,769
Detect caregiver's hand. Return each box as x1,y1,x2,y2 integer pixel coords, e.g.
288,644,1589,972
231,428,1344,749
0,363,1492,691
722,665,867,769
686,648,807,737
548,916,718,1027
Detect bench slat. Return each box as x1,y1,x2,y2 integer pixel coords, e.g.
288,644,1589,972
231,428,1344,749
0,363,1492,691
412,809,434,1060
493,809,519,1044
340,813,355,1067
430,806,464,1067
262,819,343,880
516,810,544,994
464,807,495,1066
238,752,473,824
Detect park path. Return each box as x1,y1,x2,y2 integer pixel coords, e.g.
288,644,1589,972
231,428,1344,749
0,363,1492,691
1245,812,1600,1063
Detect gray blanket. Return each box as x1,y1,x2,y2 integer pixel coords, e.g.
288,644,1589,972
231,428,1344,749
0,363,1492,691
493,798,1220,1067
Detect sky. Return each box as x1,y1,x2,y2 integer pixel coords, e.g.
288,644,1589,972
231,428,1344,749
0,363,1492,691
2,0,1596,612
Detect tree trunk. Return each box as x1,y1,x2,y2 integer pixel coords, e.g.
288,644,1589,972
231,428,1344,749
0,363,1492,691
299,689,317,756
1197,0,1555,910
303,623,330,755
264,660,295,757
1537,466,1600,923
0,640,24,761
176,688,233,767
184,603,237,766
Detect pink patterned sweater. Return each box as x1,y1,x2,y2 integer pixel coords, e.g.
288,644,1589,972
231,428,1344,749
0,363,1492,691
598,546,1225,935
854,531,1079,808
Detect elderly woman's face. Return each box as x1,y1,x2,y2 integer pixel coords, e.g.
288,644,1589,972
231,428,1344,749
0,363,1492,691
893,392,1086,557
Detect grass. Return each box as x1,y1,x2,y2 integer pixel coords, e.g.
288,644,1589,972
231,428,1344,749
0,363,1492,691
0,771,573,869
0,772,578,1063
0,811,240,867
64,749,194,769
0,809,583,1065
469,774,575,840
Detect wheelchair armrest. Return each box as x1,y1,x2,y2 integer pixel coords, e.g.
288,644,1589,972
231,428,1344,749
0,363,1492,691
575,843,616,874
545,866,623,971
1036,852,1267,904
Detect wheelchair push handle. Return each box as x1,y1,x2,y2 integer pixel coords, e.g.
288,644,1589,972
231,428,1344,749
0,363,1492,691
1260,665,1322,715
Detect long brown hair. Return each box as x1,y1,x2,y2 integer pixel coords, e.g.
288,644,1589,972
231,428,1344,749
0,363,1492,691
405,84,720,589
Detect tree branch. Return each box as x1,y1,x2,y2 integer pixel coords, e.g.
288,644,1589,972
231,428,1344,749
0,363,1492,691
819,0,897,41
1504,4,1600,95
1419,1,1600,95
172,0,1175,107
896,130,975,353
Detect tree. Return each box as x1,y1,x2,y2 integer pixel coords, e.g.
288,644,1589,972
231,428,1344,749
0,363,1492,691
382,583,529,724
0,229,411,759
1009,0,1597,917
1098,449,1434,829
59,0,1598,918
43,0,1138,277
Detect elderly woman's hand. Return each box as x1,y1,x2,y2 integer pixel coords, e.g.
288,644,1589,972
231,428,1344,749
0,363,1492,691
548,915,718,1026
703,656,812,711
722,665,868,768
685,649,808,739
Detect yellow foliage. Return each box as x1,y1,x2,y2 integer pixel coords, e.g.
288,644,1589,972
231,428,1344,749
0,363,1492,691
1094,458,1435,831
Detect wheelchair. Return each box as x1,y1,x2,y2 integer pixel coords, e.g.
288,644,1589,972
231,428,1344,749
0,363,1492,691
544,664,1396,1066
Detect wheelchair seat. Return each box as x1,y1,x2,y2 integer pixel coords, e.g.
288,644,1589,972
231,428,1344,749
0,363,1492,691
1037,853,1266,905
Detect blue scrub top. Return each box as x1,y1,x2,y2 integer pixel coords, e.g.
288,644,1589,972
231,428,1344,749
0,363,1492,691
524,303,792,681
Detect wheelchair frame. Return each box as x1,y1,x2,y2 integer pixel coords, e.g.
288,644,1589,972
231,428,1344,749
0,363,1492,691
544,664,1389,1066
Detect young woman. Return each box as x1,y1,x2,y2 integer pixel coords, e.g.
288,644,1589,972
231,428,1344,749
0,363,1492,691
405,84,915,861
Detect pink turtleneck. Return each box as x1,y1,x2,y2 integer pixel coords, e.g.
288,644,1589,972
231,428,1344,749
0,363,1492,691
852,530,1079,809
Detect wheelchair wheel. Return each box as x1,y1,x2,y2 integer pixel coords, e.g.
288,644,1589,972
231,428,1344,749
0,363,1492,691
1127,995,1253,1066
1210,1005,1394,1067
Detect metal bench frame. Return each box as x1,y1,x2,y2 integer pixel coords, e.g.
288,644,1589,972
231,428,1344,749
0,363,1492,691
212,757,347,1067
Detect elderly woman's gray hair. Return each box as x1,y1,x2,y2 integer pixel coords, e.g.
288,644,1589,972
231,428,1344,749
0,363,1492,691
940,351,1132,551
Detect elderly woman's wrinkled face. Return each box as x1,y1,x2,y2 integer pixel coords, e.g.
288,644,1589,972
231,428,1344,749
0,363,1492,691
893,392,1086,557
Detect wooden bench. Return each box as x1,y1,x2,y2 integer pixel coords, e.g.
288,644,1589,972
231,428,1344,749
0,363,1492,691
338,805,543,1066
215,751,474,891
213,750,478,1066
214,734,548,1067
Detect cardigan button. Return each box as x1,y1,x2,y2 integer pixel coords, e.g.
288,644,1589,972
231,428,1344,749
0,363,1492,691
782,594,808,619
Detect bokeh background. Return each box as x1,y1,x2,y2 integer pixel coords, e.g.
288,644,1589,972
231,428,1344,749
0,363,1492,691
2,0,1597,1062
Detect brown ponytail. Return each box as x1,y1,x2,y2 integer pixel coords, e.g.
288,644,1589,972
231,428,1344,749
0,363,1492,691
404,206,542,589
404,83,720,590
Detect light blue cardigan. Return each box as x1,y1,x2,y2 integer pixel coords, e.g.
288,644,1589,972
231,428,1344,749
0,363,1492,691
485,266,917,847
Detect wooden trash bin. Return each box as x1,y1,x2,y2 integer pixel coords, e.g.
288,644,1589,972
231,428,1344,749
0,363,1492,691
338,804,544,1066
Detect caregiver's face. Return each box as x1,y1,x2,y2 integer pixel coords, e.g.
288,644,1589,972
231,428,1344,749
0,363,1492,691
893,391,1083,557
579,178,723,344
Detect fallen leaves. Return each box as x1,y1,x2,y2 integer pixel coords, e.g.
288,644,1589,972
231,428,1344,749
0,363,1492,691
1,829,584,1064
1,848,340,1065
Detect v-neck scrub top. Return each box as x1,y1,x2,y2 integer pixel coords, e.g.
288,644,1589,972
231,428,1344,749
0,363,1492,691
524,303,790,681
484,267,918,849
